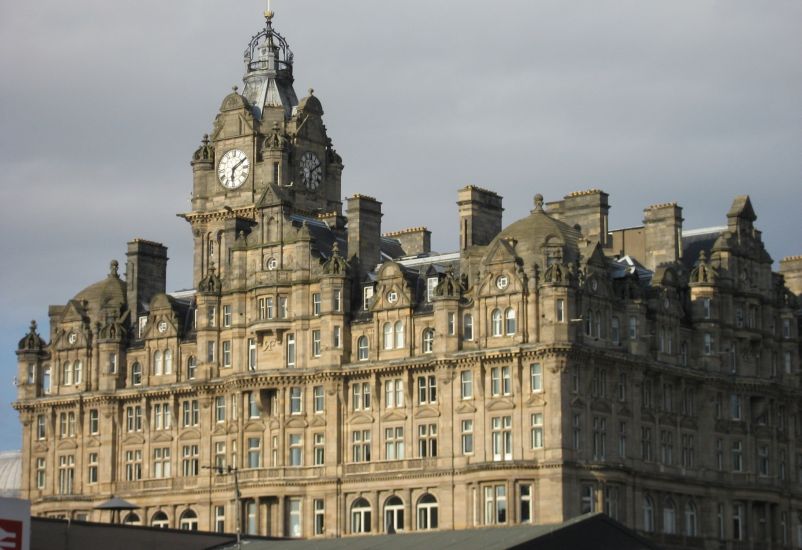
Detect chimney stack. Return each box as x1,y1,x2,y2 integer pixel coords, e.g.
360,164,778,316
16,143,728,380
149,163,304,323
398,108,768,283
780,256,802,297
126,239,168,326
347,195,383,278
384,227,431,257
642,203,683,270
457,186,503,250
546,189,610,246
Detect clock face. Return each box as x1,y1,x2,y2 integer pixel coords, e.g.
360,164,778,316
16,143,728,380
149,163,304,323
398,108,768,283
68,332,77,344
299,152,323,191
217,149,250,189
496,275,509,290
158,321,168,333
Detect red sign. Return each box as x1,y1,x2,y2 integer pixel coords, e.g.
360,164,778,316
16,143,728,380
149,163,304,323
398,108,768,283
0,519,22,550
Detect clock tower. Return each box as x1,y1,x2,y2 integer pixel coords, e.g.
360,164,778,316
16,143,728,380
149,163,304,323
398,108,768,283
184,11,344,287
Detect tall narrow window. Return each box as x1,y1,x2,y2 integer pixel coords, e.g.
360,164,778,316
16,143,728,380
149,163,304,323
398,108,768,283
248,338,257,370
463,314,474,340
394,321,405,349
286,333,296,367
223,305,232,327
357,336,369,361
422,329,434,353
556,299,565,323
530,363,542,392
312,293,321,316
491,309,502,337
461,419,474,454
311,330,321,357
491,416,512,461
460,371,473,399
383,323,393,350
531,413,544,449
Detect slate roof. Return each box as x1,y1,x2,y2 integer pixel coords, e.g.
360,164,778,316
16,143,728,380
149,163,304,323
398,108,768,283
681,226,726,270
212,513,659,550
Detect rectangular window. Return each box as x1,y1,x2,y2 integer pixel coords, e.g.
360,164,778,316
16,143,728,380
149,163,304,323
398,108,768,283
351,430,371,462
333,290,342,312
222,340,232,367
604,486,619,521
556,299,565,323
460,371,473,399
58,454,75,494
279,296,288,319
247,338,257,371
418,423,438,458
36,414,46,440
314,433,325,465
362,286,374,311
716,439,723,471
215,505,225,533
573,413,582,450
618,422,627,458
490,367,511,397
520,484,533,523
222,305,232,327
182,445,199,476
530,363,542,393
660,430,673,465
312,292,321,315
207,341,215,363
731,394,742,420
289,387,302,414
125,449,143,481
153,447,171,478
385,378,404,408
207,306,216,327
628,316,638,340
491,416,512,461
286,333,296,367
36,457,46,489
732,440,743,472
461,419,474,454
108,353,118,374
214,441,226,470
417,375,437,404
314,499,325,536
703,297,711,319
733,502,744,541
384,426,405,460
618,373,627,402
289,434,302,466
266,297,274,319
311,329,321,357
88,410,99,435
592,416,607,460
703,333,713,355
426,277,438,302
333,326,341,348
247,392,260,418
758,444,769,476
215,396,226,422
531,413,544,449
484,485,508,525
681,433,694,468
257,296,266,319
785,351,793,374
288,497,302,538
641,426,652,461
580,484,595,514
463,314,474,340
87,452,98,484
247,437,261,468
352,382,371,411
313,386,325,413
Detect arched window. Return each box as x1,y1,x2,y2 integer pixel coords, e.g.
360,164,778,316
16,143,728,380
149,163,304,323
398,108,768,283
187,356,197,380
422,329,434,353
417,494,438,530
122,512,141,525
62,361,73,386
395,321,405,349
491,309,502,337
643,496,654,532
131,362,142,386
151,511,169,529
357,337,369,361
463,314,473,341
154,351,163,376
505,308,516,335
684,501,697,537
164,349,173,375
73,361,82,385
42,366,51,394
383,323,393,351
351,498,372,534
384,495,404,533
663,498,676,534
179,509,198,531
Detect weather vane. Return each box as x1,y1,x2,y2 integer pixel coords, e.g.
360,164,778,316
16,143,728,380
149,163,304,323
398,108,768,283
265,0,274,19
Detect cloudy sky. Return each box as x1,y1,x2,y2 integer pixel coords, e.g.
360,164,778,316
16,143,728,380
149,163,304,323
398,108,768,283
0,0,800,450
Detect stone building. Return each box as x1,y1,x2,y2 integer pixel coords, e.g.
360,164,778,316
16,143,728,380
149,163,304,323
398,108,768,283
13,11,802,549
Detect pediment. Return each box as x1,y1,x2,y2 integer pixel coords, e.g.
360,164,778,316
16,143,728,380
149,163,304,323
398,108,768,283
257,182,290,208
33,442,48,453
526,393,547,407
680,417,698,430
483,238,518,267
57,439,78,451
590,400,612,414
285,417,309,429
122,433,145,446
570,396,586,408
486,399,515,412
454,402,477,415
350,413,374,425
616,405,632,418
244,421,266,432
143,314,178,340
309,415,326,428
373,282,412,311
61,301,87,323
212,423,227,435
268,418,281,430
178,428,201,441
85,437,101,448
381,410,408,422
641,411,655,424
151,432,173,444
214,112,254,141
414,406,441,419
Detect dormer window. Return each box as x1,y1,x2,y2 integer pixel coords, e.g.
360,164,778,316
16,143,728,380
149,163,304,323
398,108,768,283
363,286,374,311
138,316,147,339
427,277,439,303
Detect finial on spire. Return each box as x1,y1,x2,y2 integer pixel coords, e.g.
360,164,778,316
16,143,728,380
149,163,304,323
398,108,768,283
232,85,239,93
533,194,545,212
308,88,314,96
265,0,274,20
110,260,119,278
